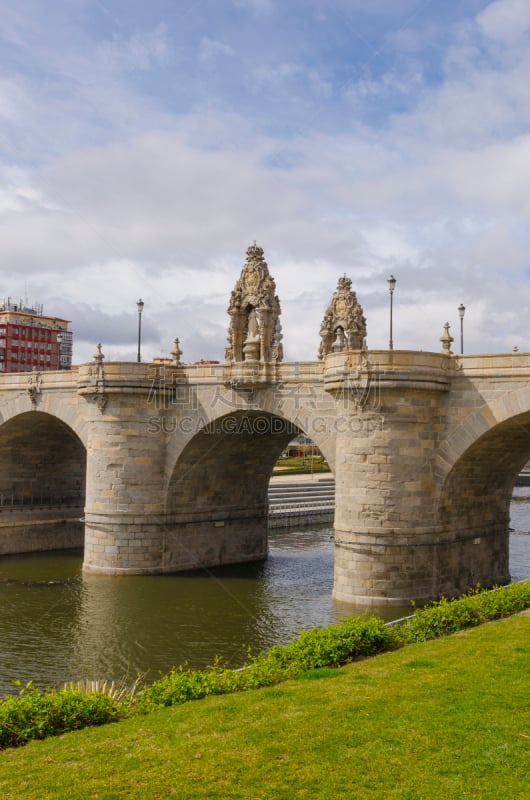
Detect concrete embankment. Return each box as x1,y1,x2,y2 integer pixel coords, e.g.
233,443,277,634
268,474,334,528
0,505,84,554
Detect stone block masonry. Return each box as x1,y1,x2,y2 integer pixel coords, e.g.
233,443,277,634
0,347,528,604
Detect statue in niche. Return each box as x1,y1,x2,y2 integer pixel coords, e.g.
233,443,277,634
226,242,283,363
247,308,259,340
318,274,367,359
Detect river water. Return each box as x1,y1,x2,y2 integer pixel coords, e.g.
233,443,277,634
0,498,529,696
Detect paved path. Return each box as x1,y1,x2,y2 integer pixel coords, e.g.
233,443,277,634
269,472,333,484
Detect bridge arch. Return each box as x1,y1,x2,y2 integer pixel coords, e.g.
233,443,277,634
435,408,530,590
162,409,331,571
0,411,86,554
436,383,530,484
0,391,89,448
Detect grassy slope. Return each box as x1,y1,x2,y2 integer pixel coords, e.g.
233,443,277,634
1,612,528,800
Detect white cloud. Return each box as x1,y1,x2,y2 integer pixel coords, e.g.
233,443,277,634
253,62,302,84
234,0,274,14
98,23,171,72
3,0,530,366
477,0,530,43
0,78,22,120
199,37,236,63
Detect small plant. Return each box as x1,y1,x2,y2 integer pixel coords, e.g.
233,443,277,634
63,675,143,712
0,684,125,750
397,580,530,643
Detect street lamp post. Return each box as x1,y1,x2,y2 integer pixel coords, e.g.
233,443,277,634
137,299,144,363
458,303,465,355
56,334,63,370
388,275,396,350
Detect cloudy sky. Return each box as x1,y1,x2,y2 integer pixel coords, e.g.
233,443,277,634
1,0,530,364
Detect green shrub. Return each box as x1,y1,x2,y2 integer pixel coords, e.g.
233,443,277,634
0,683,124,750
139,615,397,709
252,615,396,678
397,580,530,643
137,661,248,710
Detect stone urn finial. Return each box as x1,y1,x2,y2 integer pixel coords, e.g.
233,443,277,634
331,326,347,353
440,322,454,354
93,343,105,364
171,337,183,366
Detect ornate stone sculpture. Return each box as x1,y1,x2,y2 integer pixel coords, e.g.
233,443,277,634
225,242,283,363
27,369,42,410
171,337,183,366
318,275,367,359
440,322,454,354
84,343,108,413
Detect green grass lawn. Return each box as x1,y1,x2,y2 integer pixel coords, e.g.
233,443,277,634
1,612,528,800
273,456,331,474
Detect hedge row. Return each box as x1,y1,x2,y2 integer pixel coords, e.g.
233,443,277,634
1,579,528,750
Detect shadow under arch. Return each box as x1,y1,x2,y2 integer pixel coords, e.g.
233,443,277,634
163,409,326,571
436,410,530,589
0,411,86,555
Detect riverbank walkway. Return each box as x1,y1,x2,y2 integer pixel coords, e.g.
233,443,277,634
268,473,335,527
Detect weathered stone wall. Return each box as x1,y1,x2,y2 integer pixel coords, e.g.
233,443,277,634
329,351,520,604
328,351,452,604
0,512,83,554
0,411,85,502
81,372,167,573
80,361,337,574
0,353,528,602
0,372,86,555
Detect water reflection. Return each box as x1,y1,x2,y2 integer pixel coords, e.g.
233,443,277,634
0,514,529,696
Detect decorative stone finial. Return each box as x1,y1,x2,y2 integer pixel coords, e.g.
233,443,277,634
171,337,183,366
225,243,282,363
80,345,108,412
28,370,42,410
331,326,347,353
93,343,105,364
440,322,454,354
318,275,367,359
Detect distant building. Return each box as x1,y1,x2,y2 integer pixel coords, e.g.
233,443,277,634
0,300,73,372
283,435,320,458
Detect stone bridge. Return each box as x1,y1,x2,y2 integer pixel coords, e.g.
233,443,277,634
0,244,528,606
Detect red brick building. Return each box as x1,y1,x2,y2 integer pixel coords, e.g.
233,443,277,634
0,301,73,372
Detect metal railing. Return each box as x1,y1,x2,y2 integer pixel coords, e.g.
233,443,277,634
0,494,84,510
268,499,335,517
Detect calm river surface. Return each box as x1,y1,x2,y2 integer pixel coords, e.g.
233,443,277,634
1,498,529,696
